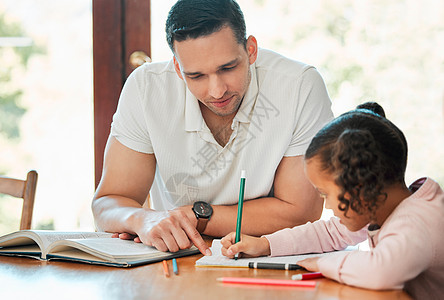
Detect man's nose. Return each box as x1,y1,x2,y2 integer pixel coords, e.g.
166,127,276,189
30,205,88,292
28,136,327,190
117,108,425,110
208,75,227,99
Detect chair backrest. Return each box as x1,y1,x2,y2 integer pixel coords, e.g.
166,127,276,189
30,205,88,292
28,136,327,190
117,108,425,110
0,170,38,230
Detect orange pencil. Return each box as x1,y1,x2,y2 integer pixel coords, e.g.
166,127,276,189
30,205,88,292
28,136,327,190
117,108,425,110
162,260,170,277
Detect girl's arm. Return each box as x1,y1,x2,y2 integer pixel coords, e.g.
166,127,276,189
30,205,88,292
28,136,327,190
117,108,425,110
220,217,366,259
264,218,367,257
317,216,433,290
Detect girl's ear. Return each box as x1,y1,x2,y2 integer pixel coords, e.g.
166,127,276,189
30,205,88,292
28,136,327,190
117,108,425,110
246,35,258,65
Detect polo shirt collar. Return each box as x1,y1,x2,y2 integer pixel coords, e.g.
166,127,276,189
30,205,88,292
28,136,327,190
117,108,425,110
184,87,203,132
184,63,258,131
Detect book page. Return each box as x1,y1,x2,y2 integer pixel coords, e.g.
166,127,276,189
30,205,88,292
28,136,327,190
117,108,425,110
0,244,42,256
48,238,199,261
0,231,43,248
0,230,112,258
195,239,342,267
34,231,113,254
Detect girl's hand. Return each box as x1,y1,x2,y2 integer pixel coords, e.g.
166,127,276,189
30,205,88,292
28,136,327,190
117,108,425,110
297,257,320,272
220,232,271,259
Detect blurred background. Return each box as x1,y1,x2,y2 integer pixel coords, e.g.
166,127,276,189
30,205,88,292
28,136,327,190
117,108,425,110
0,0,443,235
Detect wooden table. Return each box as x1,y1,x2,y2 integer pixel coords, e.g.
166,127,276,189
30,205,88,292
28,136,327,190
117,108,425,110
0,253,411,300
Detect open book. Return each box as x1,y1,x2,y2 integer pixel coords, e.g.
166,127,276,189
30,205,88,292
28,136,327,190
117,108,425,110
196,239,348,268
0,230,200,267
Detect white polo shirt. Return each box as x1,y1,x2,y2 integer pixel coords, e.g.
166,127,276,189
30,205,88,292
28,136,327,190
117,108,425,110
111,48,333,210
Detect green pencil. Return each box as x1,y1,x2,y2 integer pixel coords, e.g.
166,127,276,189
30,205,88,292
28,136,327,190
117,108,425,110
235,170,246,260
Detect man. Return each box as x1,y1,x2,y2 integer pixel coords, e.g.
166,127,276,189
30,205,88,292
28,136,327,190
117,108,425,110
92,0,333,256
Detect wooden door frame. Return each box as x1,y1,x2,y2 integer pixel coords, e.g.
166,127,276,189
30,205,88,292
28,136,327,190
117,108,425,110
92,0,151,188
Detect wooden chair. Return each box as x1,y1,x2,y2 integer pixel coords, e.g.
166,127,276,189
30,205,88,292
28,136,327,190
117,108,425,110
0,170,38,230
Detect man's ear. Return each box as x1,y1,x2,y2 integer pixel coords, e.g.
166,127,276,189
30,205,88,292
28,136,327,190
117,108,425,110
173,56,184,80
246,35,258,65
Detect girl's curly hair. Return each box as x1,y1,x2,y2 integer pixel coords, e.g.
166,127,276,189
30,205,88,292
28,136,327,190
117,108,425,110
305,102,408,218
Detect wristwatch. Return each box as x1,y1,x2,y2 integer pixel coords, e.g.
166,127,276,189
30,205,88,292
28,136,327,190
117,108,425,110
192,201,213,233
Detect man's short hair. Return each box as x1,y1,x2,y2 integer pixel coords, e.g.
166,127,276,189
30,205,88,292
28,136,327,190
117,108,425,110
166,0,247,53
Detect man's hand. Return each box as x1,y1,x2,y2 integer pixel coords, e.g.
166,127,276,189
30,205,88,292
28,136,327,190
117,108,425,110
220,232,271,259
113,208,211,256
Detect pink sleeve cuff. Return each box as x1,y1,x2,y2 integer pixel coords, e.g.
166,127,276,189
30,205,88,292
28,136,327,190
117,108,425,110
318,252,350,283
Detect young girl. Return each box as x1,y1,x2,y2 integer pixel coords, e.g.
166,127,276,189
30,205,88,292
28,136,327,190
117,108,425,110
221,102,444,299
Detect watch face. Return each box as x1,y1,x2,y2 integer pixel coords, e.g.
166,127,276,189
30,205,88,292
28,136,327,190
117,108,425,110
193,201,213,218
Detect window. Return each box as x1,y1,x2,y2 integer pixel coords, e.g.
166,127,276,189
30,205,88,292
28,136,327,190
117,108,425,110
0,1,93,234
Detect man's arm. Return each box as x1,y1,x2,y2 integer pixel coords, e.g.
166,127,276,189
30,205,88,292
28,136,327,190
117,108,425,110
92,136,210,255
178,155,323,237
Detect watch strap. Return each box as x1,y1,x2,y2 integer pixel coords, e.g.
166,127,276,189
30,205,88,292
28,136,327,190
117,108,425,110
196,217,209,233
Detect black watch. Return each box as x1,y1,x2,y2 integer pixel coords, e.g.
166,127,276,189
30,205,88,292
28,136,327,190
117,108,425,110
192,201,213,233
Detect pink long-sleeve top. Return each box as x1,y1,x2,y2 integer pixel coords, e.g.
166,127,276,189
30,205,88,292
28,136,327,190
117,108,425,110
264,178,444,299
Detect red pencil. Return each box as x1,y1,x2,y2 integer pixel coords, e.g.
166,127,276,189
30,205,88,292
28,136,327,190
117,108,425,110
291,272,324,280
217,277,316,287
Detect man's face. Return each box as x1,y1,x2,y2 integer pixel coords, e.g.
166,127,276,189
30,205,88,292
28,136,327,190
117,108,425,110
173,26,257,118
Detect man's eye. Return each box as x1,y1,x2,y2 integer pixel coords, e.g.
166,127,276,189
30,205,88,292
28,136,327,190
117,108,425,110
222,66,235,72
189,75,203,80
